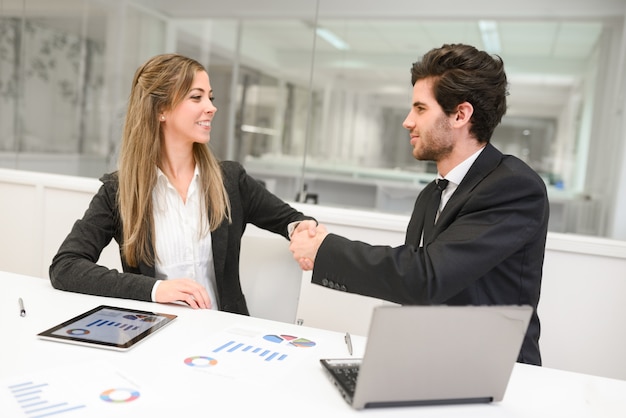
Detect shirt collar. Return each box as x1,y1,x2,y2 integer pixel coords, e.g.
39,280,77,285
155,165,201,191
155,165,200,179
439,146,485,185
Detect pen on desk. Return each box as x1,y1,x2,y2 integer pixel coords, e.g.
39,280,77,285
19,297,26,317
344,332,353,356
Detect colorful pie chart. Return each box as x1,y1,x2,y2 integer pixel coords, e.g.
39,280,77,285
66,329,90,335
184,356,219,367
100,388,140,403
263,334,316,347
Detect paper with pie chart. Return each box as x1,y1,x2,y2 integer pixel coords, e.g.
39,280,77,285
0,361,148,418
182,327,319,380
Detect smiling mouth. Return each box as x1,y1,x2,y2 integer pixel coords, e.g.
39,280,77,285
197,121,211,127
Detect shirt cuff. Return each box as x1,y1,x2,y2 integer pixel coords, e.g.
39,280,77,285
287,221,300,238
151,280,162,302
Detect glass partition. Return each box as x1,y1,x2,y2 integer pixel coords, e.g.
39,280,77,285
1,0,624,239
1,0,104,173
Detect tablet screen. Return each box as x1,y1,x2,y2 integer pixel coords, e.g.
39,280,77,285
37,305,177,351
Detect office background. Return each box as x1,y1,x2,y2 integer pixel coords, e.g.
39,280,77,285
1,0,626,241
1,0,626,382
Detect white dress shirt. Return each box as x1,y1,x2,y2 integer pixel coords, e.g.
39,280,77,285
438,146,485,214
151,166,218,309
420,146,485,246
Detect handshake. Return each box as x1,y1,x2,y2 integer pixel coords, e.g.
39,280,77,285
289,220,328,271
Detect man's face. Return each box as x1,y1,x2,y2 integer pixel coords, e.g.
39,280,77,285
402,77,455,162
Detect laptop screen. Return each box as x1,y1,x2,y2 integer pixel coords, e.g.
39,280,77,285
321,305,532,409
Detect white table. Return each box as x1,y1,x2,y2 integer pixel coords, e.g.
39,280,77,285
1,271,625,417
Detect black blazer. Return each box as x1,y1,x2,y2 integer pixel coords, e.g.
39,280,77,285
311,144,549,365
49,161,313,315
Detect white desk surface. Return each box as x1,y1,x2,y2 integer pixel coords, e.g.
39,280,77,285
2,271,625,417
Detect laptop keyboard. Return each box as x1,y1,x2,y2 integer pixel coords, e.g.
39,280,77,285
333,364,360,393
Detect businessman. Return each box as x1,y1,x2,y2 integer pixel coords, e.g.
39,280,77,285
289,44,549,366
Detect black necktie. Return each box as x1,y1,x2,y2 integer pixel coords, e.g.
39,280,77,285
423,179,449,242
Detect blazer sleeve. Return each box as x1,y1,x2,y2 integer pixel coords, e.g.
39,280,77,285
222,161,316,239
311,156,549,305
48,173,157,301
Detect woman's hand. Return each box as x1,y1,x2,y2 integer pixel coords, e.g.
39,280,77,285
155,278,212,309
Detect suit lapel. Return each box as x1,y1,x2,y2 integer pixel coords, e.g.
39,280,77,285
139,231,156,277
436,143,503,227
406,181,436,246
211,221,228,291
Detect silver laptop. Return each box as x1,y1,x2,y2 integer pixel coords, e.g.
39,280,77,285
320,304,532,409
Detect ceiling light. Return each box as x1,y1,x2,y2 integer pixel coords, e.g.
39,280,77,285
478,20,501,54
316,27,350,51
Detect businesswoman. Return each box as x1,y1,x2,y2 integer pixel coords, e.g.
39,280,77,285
49,53,315,313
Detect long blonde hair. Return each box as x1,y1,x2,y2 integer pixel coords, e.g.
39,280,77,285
118,53,231,267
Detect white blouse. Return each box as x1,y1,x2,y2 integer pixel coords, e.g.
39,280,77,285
151,166,218,309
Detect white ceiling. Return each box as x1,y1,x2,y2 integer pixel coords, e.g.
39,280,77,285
129,0,626,20
7,0,625,117
126,0,624,117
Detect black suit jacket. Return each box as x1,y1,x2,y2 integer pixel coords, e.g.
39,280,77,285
311,144,549,365
49,161,313,315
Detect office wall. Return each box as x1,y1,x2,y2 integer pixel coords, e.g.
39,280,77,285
2,1,626,240
1,168,626,381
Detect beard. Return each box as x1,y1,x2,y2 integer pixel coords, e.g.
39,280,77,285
411,114,454,161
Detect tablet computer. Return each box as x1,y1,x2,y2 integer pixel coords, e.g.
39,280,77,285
37,305,177,351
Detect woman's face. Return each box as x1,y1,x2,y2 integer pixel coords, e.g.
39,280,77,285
161,70,217,147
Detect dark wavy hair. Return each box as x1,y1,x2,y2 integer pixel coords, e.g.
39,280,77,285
410,43,508,142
